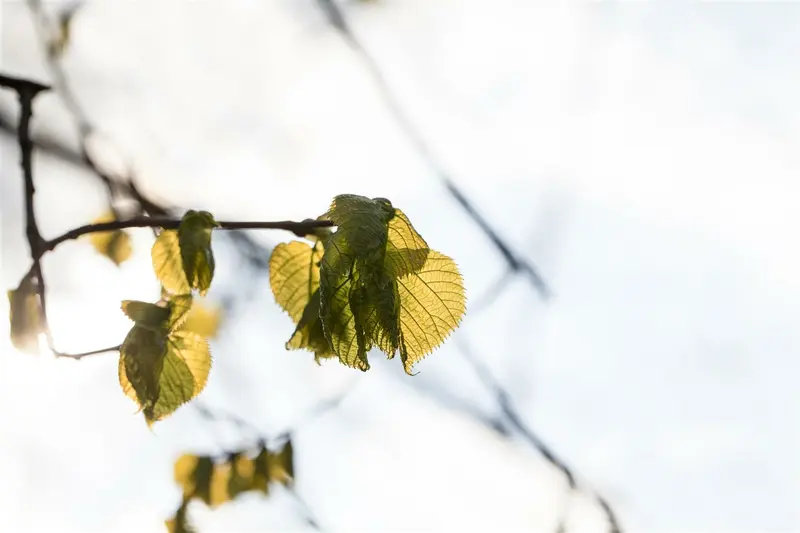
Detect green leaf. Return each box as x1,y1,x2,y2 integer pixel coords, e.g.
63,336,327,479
226,452,257,500
7,279,44,355
318,194,465,374
394,250,466,373
178,297,222,339
178,210,218,296
165,498,195,533
267,440,294,485
269,240,335,361
118,323,211,425
120,295,193,334
152,230,190,295
87,212,133,266
152,210,218,296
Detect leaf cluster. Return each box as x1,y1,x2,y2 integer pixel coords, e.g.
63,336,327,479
166,441,294,532
270,194,466,374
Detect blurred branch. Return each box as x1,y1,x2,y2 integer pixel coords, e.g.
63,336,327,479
314,0,550,299
454,337,621,533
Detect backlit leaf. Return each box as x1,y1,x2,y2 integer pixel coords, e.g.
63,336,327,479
269,240,334,361
120,295,193,334
178,298,222,339
178,210,218,296
395,250,465,373
227,452,257,500
165,499,195,533
267,440,294,485
88,212,133,266
7,279,43,355
318,194,465,373
118,320,211,425
152,230,190,295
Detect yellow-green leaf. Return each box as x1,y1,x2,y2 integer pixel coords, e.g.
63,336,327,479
395,250,465,374
227,452,257,500
269,240,334,361
270,241,322,323
88,212,133,266
152,230,190,295
118,327,211,425
165,499,195,533
178,298,222,339
178,210,218,296
287,289,336,363
120,295,193,334
7,279,43,355
267,440,294,485
318,195,465,373
325,194,394,254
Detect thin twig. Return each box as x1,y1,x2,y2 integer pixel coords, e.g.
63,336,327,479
55,344,121,360
314,0,550,299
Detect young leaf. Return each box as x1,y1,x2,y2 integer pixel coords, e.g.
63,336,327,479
152,211,218,296
394,250,466,373
152,230,190,295
87,212,133,266
319,194,465,374
165,498,195,533
178,298,222,339
267,440,294,486
226,452,257,500
7,280,44,355
269,240,335,361
120,295,193,333
118,320,211,425
179,210,218,296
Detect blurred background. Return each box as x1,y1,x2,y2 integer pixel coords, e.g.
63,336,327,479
2,1,799,532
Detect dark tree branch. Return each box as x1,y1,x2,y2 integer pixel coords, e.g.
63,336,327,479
42,216,333,254
0,72,55,352
314,0,550,300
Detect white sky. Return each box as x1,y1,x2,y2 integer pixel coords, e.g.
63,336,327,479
1,1,799,532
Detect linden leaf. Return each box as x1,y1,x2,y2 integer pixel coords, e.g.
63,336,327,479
120,295,193,333
227,452,257,500
7,279,43,355
318,194,465,373
152,230,190,295
270,241,322,323
179,210,218,296
385,209,429,278
252,447,271,495
325,194,394,253
208,461,232,508
178,298,222,339
267,440,294,486
287,289,336,363
165,499,195,533
87,212,133,266
395,250,466,374
269,240,334,361
192,457,215,505
118,327,211,425
174,454,200,498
